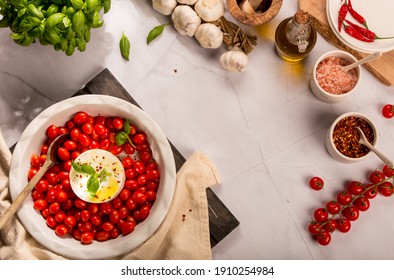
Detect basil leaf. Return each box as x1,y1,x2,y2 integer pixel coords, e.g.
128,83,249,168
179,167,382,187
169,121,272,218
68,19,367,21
72,160,83,173
119,32,130,60
81,164,96,175
103,0,111,14
123,119,130,134
87,175,100,197
147,24,168,45
116,131,127,146
72,10,85,33
99,168,111,182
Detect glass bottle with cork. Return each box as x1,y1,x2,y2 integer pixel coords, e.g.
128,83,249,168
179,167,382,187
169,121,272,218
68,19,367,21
275,10,317,63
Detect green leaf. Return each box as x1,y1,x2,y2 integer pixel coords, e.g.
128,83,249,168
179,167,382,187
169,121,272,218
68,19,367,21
87,175,100,197
99,168,111,182
123,119,130,134
72,160,82,173
116,131,127,146
72,10,85,33
119,32,130,60
147,23,168,45
81,164,96,175
46,13,65,28
103,0,111,14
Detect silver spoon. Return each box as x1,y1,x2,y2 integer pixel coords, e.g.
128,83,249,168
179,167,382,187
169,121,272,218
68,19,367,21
355,126,394,168
342,51,382,72
0,133,69,231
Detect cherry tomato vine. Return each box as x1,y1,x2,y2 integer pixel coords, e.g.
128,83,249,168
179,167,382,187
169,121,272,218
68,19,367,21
308,165,394,246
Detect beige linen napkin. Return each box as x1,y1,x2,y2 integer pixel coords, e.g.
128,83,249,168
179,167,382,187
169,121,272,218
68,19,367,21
0,129,221,260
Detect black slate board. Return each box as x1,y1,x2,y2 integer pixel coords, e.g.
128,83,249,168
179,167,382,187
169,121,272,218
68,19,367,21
74,68,239,247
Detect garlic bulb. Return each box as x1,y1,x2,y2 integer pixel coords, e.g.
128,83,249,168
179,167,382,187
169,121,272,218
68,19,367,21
152,0,177,16
194,0,225,22
219,50,249,72
195,23,223,49
177,0,198,4
171,5,202,37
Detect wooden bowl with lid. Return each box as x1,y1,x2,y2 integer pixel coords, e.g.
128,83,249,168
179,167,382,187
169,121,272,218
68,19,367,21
226,0,283,26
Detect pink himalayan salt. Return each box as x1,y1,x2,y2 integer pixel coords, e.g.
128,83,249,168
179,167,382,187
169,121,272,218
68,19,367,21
316,56,358,95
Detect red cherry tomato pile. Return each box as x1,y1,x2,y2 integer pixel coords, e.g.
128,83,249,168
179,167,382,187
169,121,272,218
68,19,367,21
308,165,394,246
28,111,161,244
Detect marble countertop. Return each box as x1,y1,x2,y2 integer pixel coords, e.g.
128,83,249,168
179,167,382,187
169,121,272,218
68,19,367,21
1,0,394,259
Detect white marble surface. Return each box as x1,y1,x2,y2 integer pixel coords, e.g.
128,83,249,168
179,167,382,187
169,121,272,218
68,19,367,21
1,0,394,259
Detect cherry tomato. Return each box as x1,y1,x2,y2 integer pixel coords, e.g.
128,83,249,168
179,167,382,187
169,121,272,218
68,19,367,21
308,221,322,235
147,170,160,181
353,196,370,211
309,176,324,191
55,211,66,223
109,210,120,224
74,198,88,210
122,157,134,169
347,181,365,195
57,147,70,161
364,184,378,199
80,232,94,244
63,140,77,151
90,214,102,226
323,219,337,233
337,191,353,205
78,133,91,147
139,206,150,220
35,179,49,192
64,216,77,228
112,117,124,130
336,218,351,233
55,224,68,237
369,170,385,184
33,199,47,211
80,210,91,222
317,232,331,246
132,192,147,205
146,190,157,202
313,207,328,222
96,231,110,242
102,222,114,232
378,181,394,197
94,123,107,136
382,104,394,119
126,198,137,210
133,133,146,144
341,206,359,221
123,143,135,154
99,139,111,150
118,220,135,235
133,160,145,174
46,125,59,139
30,154,42,168
73,111,89,124
100,203,113,215
383,165,394,177
82,122,94,135
325,200,340,214
46,216,57,228
119,189,131,201
28,168,38,181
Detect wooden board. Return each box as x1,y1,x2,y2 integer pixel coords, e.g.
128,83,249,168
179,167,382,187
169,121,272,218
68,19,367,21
75,68,240,247
299,0,394,86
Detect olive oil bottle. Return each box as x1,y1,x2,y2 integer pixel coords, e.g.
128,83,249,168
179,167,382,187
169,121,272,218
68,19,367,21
275,10,317,63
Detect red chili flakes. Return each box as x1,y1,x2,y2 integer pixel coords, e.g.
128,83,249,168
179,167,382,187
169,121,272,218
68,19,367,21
182,214,186,222
333,116,374,158
316,56,358,95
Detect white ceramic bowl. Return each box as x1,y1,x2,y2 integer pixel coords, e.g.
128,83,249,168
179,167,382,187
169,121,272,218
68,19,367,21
325,112,377,163
9,95,176,259
310,50,361,103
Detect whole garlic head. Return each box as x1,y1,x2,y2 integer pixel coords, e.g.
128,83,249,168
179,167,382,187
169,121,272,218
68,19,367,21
152,0,177,16
194,0,225,22
219,50,249,72
177,0,198,4
171,5,202,37
195,23,223,49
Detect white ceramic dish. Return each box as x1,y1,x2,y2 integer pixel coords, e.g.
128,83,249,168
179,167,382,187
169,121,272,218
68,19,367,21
327,0,394,53
325,112,377,163
9,95,176,259
309,50,361,103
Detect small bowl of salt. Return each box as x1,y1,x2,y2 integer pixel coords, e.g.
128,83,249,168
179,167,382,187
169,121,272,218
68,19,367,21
309,50,361,103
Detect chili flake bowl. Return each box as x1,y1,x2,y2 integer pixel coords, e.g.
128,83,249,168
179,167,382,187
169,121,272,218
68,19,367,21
325,112,378,164
9,95,176,259
309,50,361,103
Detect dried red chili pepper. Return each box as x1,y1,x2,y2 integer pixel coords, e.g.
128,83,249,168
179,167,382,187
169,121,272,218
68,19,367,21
347,0,368,28
344,19,375,40
338,3,349,32
343,22,374,42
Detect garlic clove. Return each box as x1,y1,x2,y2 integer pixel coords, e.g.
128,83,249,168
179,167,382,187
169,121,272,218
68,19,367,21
177,0,199,4
152,0,178,16
240,0,255,14
171,5,202,37
219,50,249,72
195,23,223,49
194,0,225,22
